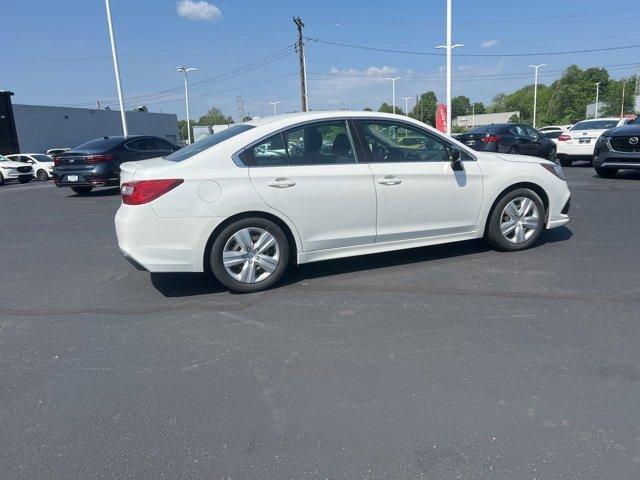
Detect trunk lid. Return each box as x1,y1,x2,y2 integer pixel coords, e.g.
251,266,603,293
119,157,175,185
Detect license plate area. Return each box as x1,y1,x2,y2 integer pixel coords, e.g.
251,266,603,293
578,138,592,144
66,175,79,182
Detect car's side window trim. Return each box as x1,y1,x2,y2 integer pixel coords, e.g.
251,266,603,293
233,118,360,167
352,118,477,164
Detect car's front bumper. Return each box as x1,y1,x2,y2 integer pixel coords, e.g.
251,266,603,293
593,147,640,170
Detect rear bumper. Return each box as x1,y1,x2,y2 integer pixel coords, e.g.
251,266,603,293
115,203,226,273
53,164,118,187
557,142,595,157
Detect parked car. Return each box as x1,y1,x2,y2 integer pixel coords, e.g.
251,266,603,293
46,148,70,155
6,153,54,180
592,115,640,178
0,155,33,185
455,123,556,160
539,125,573,134
556,118,627,167
53,135,181,195
115,111,571,293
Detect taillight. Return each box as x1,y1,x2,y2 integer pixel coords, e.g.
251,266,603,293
558,134,571,142
85,154,114,164
481,135,501,143
53,156,61,166
121,179,184,205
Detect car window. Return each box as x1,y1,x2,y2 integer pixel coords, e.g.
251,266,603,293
165,124,254,162
358,120,451,163
509,125,526,136
524,126,539,138
71,138,122,151
240,121,356,167
125,138,153,151
33,155,52,162
543,131,562,139
149,138,173,150
571,120,619,130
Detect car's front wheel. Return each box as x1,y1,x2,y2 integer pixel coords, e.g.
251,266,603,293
71,186,93,195
558,155,572,167
36,169,49,181
485,189,546,251
210,218,290,293
595,166,618,178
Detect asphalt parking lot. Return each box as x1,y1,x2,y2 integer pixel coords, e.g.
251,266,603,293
2,165,640,479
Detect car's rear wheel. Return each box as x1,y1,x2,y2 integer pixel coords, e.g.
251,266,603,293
595,166,618,178
485,188,545,251
0,173,5,186
558,155,572,167
36,169,49,181
71,186,93,195
18,176,31,184
210,218,289,293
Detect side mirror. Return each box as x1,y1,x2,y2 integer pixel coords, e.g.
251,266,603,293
449,146,463,171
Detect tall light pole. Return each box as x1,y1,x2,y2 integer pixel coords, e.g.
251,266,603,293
402,96,411,115
435,0,464,135
269,101,280,116
621,81,627,117
104,0,128,137
177,66,198,145
595,82,601,118
385,77,401,114
528,64,545,128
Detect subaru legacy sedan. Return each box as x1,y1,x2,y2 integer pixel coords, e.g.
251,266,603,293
115,111,571,293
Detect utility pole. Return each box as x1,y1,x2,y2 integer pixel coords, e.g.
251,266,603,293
104,0,128,136
386,77,401,113
177,66,197,144
236,96,245,123
402,96,411,115
435,0,464,135
528,64,545,128
595,82,601,118
621,81,626,117
96,100,101,110
293,17,308,112
269,101,280,116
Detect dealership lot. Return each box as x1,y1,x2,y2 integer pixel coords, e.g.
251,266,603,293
2,166,640,478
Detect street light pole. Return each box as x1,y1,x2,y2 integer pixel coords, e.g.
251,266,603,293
435,0,464,135
386,77,401,113
402,96,411,115
104,0,128,137
595,82,601,118
528,64,545,128
177,66,198,145
269,101,280,116
621,81,627,117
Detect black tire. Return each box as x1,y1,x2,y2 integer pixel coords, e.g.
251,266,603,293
210,217,290,293
71,186,93,195
36,169,49,181
595,166,618,178
485,188,546,252
558,155,572,167
0,173,4,186
508,146,519,155
18,176,31,184
547,148,556,162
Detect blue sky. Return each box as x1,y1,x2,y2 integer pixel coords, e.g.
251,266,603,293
3,0,640,120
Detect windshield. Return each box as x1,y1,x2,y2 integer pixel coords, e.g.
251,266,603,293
165,124,255,162
71,137,124,152
33,154,53,162
571,120,618,130
0,155,8,162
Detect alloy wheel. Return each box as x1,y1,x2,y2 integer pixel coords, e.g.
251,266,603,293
222,227,280,284
500,197,540,244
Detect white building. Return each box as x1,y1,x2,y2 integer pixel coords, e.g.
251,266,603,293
453,111,519,128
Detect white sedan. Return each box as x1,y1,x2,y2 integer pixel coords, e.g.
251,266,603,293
6,154,54,181
556,118,627,166
115,111,571,293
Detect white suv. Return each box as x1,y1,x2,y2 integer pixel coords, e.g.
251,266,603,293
0,155,33,185
6,154,54,181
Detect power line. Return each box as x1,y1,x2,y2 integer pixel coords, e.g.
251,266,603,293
306,37,640,58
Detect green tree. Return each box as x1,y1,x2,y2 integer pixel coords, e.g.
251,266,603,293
451,95,472,118
197,106,234,126
410,91,438,126
472,102,486,115
363,107,373,111
378,102,405,115
601,78,636,117
177,119,195,142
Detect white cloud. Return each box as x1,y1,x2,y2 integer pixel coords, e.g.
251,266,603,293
481,39,499,48
176,0,221,22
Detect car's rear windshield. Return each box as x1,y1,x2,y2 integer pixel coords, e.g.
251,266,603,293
543,131,562,139
571,120,618,130
165,124,255,162
464,125,506,134
71,138,123,152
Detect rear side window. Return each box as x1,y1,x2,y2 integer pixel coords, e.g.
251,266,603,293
71,138,123,152
166,124,254,162
240,121,356,166
149,138,174,150
125,138,153,151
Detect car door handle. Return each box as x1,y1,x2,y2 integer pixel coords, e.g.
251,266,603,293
267,178,296,188
377,175,402,186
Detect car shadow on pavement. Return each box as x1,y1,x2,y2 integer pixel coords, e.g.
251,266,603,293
68,187,121,197
148,228,572,297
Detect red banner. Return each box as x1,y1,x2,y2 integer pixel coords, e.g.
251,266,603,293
435,103,447,133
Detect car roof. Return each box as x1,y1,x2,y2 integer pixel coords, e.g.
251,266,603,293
244,110,422,128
